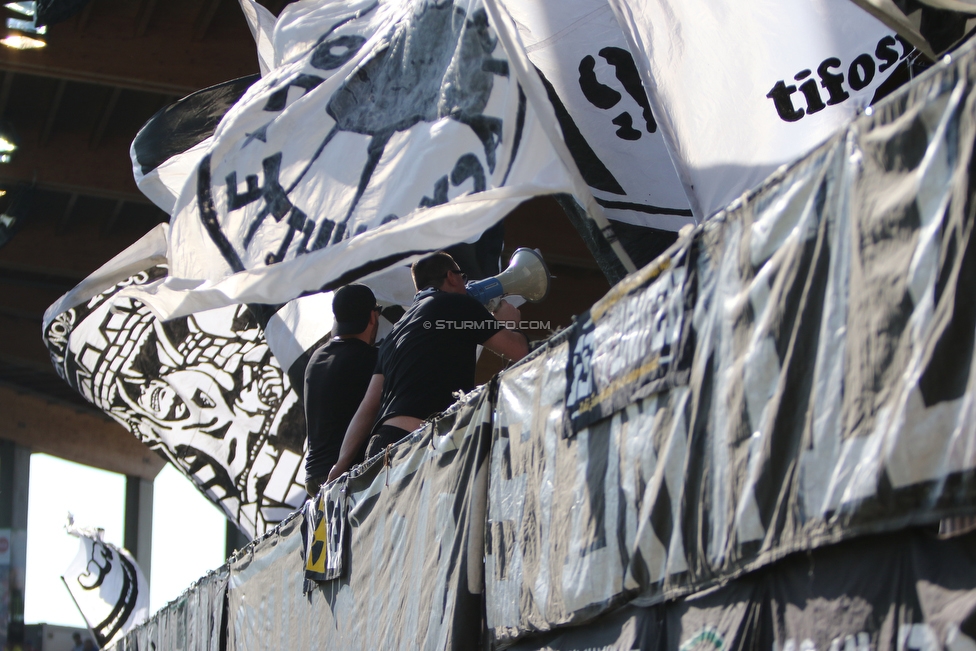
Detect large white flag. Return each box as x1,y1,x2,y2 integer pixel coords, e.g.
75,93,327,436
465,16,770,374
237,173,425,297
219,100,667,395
497,0,693,232
131,76,259,215
608,0,909,218
62,524,149,648
126,0,602,321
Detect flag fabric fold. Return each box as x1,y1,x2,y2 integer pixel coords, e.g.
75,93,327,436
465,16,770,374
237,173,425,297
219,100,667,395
43,229,308,537
496,0,693,232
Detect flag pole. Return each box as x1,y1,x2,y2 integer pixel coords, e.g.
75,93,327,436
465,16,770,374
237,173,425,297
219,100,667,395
60,576,103,650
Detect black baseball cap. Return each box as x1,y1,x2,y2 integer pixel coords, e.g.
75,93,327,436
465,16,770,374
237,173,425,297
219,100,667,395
333,284,377,336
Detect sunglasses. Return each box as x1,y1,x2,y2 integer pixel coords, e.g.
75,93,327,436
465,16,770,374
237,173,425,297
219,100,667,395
447,268,468,282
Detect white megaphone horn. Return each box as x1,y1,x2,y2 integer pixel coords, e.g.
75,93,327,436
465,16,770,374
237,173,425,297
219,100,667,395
466,248,551,308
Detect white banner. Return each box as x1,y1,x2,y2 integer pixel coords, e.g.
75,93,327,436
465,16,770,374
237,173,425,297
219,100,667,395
44,231,309,537
608,0,907,218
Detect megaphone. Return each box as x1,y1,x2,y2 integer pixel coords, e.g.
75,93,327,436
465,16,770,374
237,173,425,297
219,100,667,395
466,247,551,307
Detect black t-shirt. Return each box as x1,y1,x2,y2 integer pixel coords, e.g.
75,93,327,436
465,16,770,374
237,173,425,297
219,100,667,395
303,337,378,480
374,290,501,424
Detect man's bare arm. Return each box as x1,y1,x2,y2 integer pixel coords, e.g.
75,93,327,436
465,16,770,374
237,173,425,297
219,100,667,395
485,299,529,362
327,373,384,482
484,329,529,362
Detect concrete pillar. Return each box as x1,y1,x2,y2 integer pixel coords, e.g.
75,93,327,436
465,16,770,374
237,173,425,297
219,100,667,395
0,441,30,650
124,476,153,583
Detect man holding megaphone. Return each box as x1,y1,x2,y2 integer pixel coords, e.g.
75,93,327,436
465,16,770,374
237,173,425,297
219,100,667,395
327,251,530,482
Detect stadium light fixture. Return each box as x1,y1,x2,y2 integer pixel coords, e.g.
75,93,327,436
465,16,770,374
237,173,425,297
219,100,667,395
2,2,45,50
1,33,44,49
4,2,34,17
6,17,44,34
0,125,20,163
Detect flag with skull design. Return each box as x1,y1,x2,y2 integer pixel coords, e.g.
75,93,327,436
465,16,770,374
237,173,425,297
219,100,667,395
124,0,606,321
126,0,918,321
50,0,923,538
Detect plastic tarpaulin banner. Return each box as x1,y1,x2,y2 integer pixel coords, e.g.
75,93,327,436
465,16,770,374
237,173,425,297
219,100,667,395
109,566,229,651
505,528,976,651
486,32,976,642
229,385,493,650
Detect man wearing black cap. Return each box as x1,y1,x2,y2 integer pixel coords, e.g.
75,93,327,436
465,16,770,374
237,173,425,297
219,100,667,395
303,284,381,497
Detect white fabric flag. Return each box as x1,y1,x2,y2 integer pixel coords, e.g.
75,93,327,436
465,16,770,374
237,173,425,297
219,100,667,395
498,0,693,231
238,0,277,76
132,136,213,216
608,0,907,218
41,227,409,537
62,526,149,648
126,0,591,321
131,76,260,214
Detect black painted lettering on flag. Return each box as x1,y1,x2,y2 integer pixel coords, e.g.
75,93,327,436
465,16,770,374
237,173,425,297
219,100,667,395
62,531,149,647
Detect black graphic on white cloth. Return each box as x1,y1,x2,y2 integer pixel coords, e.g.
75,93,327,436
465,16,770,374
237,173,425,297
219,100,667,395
537,59,693,220
44,265,306,536
197,0,523,275
76,540,141,647
765,34,911,123
578,47,657,140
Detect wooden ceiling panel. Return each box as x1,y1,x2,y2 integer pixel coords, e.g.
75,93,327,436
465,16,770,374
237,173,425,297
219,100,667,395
0,0,265,475
0,126,145,199
503,196,605,268
0,282,61,321
0,314,50,366
0,384,166,481
0,213,153,277
64,193,117,230
46,80,113,137
111,200,168,235
3,73,55,129
0,2,260,95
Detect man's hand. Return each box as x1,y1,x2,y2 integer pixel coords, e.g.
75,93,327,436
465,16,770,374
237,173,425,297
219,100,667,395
326,464,342,484
485,299,529,362
492,299,521,325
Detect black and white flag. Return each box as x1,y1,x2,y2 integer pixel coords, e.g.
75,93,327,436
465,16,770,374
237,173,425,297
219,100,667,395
44,226,309,537
485,34,976,640
497,0,694,233
62,523,149,648
608,0,909,218
122,0,595,321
